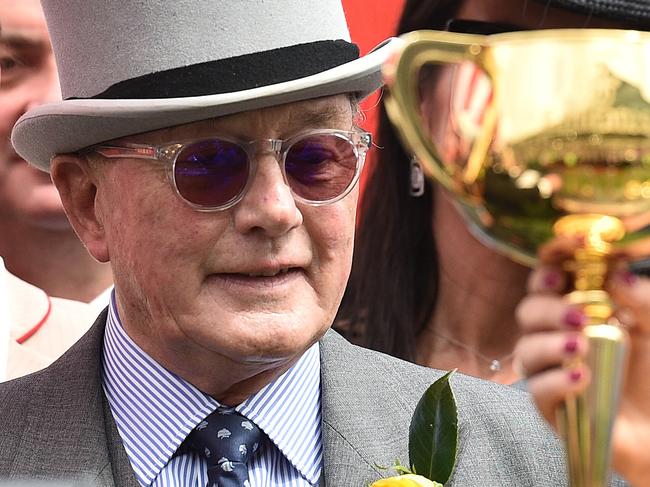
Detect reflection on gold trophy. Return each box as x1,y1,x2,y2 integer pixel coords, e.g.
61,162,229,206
383,29,650,486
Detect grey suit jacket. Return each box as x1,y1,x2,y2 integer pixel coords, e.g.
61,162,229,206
0,310,627,486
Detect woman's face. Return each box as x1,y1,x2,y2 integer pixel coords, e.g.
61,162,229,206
421,0,630,167
456,0,629,30
422,0,632,257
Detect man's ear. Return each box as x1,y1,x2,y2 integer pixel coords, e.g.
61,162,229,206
50,154,109,263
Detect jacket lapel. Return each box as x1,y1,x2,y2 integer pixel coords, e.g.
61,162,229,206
103,393,140,487
319,330,441,486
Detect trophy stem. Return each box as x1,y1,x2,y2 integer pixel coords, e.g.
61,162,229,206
558,319,628,487
553,214,629,487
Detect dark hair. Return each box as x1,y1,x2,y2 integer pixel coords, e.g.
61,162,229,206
335,0,461,361
336,0,650,360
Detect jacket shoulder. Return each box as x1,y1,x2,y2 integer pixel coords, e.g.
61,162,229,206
320,330,569,485
0,311,110,481
0,364,66,470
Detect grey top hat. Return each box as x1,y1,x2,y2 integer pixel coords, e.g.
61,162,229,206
11,0,396,172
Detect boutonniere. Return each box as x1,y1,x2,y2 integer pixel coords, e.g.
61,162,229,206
371,371,458,487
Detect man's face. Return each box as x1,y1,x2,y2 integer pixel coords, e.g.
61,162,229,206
0,0,63,228
91,95,358,378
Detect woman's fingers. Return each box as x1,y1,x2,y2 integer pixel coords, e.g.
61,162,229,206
527,265,568,294
526,365,591,427
516,274,591,430
514,331,587,379
516,294,586,333
521,257,650,483
537,235,583,264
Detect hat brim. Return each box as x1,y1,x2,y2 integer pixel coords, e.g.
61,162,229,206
12,38,398,172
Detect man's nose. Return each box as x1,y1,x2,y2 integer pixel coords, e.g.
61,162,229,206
232,152,303,237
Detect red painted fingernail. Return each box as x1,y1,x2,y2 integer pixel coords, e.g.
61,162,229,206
543,270,562,288
565,337,579,354
618,271,638,286
569,369,583,382
564,308,586,329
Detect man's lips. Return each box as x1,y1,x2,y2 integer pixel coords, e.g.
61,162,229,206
208,267,306,289
234,267,293,277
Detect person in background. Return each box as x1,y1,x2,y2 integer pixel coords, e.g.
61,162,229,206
0,0,581,485
337,0,650,482
336,0,646,385
0,0,112,379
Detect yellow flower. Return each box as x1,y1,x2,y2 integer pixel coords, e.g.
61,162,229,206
371,474,443,487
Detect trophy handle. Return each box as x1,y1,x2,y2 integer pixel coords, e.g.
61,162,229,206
383,30,491,201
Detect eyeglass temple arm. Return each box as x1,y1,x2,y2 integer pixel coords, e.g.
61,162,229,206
92,144,159,160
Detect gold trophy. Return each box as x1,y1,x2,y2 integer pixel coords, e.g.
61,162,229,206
383,29,650,486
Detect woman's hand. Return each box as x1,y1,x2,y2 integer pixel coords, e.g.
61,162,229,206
514,243,650,486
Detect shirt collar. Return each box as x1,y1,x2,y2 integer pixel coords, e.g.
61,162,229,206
101,292,322,486
239,341,322,483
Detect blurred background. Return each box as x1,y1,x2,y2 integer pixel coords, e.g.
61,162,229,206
342,0,405,190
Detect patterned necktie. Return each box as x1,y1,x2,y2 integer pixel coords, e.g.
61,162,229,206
184,407,262,487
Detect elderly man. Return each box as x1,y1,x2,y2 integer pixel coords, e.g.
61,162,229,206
0,0,112,380
0,0,582,486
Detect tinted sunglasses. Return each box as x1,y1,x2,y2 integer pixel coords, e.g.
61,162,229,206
90,129,371,211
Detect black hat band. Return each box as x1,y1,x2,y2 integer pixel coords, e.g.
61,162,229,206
70,40,360,100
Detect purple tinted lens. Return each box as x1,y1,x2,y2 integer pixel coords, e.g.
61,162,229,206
285,134,357,201
174,139,248,207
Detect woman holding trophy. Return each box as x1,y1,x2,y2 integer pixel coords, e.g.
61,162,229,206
337,0,636,384
338,0,650,484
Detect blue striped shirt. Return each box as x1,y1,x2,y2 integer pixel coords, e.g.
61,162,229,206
101,294,322,486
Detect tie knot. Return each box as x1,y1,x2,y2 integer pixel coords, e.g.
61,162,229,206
184,407,262,486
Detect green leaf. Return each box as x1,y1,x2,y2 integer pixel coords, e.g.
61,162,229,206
408,370,458,484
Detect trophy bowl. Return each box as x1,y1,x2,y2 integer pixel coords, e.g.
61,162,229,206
383,28,650,487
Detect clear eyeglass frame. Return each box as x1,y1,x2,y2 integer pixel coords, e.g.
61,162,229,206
87,128,372,212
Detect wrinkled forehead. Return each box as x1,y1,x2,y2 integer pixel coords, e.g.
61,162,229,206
117,94,356,145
